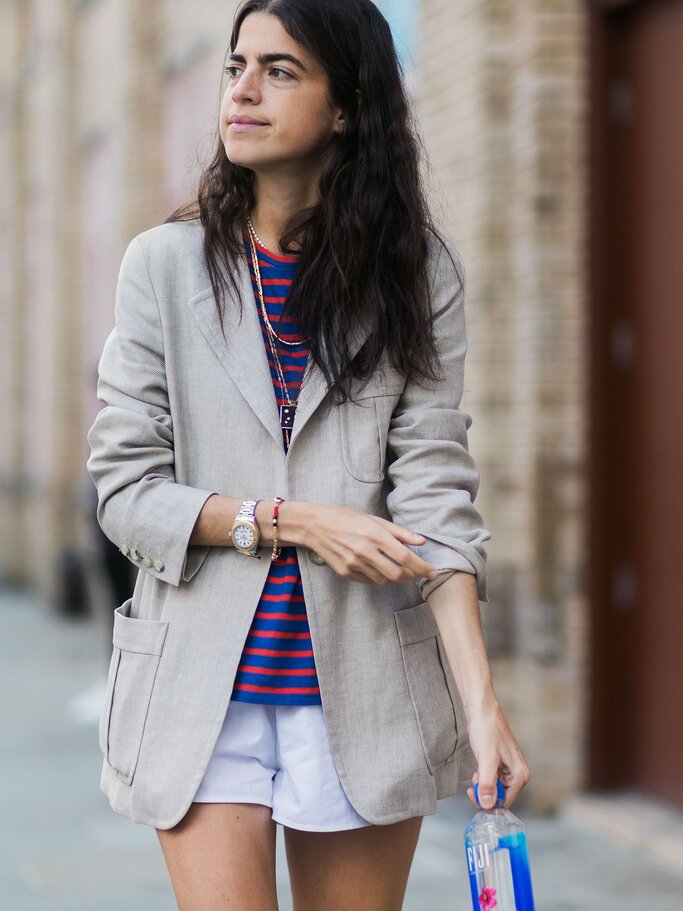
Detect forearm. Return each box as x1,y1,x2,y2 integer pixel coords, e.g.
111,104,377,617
428,571,497,723
188,494,315,549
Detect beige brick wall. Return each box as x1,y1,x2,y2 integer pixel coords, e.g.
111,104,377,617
417,0,588,810
0,0,589,811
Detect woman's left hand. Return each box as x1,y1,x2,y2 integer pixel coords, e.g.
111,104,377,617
464,694,531,811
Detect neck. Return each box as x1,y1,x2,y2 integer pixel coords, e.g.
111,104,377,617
249,169,320,254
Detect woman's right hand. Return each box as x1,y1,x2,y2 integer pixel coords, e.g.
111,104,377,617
296,503,440,585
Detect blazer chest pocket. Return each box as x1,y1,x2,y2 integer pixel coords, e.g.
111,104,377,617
339,390,401,483
394,601,459,775
99,597,169,786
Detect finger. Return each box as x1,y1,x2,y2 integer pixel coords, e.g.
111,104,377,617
367,529,439,580
500,766,528,809
500,777,520,809
343,570,375,584
354,557,388,585
388,546,439,581
466,770,481,808
313,543,374,584
394,541,441,579
369,548,420,583
324,555,378,585
372,522,438,572
371,517,427,545
476,756,501,810
495,750,530,809
336,543,388,585
466,786,478,808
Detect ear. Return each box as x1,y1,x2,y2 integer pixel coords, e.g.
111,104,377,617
333,89,361,134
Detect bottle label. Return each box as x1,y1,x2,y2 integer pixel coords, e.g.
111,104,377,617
466,842,516,909
467,843,492,874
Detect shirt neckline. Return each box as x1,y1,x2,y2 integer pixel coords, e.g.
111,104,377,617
242,232,300,264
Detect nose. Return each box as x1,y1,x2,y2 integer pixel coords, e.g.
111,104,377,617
231,68,261,105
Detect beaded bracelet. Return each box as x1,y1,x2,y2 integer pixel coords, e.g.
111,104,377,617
271,496,285,561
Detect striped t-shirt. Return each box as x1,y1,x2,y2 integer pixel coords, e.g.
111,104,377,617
230,234,322,706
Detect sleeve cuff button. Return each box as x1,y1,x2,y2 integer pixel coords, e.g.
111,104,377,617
309,550,326,565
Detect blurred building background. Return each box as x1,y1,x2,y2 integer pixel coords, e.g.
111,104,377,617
0,0,681,846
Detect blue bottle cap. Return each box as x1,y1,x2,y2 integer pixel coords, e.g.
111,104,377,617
474,779,505,809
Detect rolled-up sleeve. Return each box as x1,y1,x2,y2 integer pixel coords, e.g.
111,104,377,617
86,234,220,588
385,238,491,602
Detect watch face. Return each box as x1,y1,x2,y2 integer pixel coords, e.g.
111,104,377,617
233,523,256,549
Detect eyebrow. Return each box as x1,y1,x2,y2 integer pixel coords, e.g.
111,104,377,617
228,52,309,73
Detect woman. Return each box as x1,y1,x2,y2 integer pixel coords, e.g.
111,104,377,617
87,1,530,908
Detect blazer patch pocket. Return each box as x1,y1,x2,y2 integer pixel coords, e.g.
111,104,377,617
338,393,398,483
394,601,459,775
100,597,169,786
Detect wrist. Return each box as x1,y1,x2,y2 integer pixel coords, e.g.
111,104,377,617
277,500,316,548
252,499,316,549
463,686,499,725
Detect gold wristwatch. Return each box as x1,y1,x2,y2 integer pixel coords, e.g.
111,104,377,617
228,499,261,557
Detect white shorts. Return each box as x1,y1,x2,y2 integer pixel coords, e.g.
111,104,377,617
192,699,372,832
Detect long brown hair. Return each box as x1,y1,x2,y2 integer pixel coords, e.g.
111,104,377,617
165,0,464,404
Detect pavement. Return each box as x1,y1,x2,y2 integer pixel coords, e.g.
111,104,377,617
1,586,682,910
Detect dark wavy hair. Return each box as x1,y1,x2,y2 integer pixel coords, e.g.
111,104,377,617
165,0,463,404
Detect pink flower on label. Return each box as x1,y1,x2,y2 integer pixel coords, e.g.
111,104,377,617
478,886,498,909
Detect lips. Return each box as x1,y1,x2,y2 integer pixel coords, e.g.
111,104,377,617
229,120,269,132
229,116,269,125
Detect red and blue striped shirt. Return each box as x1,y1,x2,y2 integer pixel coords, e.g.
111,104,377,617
230,234,322,706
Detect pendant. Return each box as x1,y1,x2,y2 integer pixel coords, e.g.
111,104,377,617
279,403,296,430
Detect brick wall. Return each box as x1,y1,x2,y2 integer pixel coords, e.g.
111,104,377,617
418,0,588,810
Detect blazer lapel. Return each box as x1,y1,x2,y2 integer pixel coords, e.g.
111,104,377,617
188,228,371,450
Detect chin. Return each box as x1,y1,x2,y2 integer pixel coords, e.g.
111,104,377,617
223,144,254,166
226,154,264,171
227,150,281,173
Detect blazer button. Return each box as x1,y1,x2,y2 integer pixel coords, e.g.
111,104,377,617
142,555,153,567
153,559,164,571
131,548,141,561
308,549,326,566
120,544,130,556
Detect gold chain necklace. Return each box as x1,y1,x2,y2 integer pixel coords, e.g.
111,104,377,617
246,218,312,347
245,221,310,445
246,215,266,248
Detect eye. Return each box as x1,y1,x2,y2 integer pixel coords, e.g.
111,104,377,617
223,65,294,81
270,67,293,80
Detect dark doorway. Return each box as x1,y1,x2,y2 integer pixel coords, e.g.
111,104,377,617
589,0,683,808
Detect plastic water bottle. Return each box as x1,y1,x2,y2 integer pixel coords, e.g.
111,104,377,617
463,780,536,910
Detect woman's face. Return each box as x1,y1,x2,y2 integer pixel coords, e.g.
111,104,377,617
220,12,343,174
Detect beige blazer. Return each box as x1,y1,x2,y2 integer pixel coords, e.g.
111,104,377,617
86,217,491,830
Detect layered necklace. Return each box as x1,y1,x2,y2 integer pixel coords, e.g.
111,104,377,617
245,216,311,447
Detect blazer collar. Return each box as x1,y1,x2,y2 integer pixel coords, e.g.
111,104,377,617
187,222,371,451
